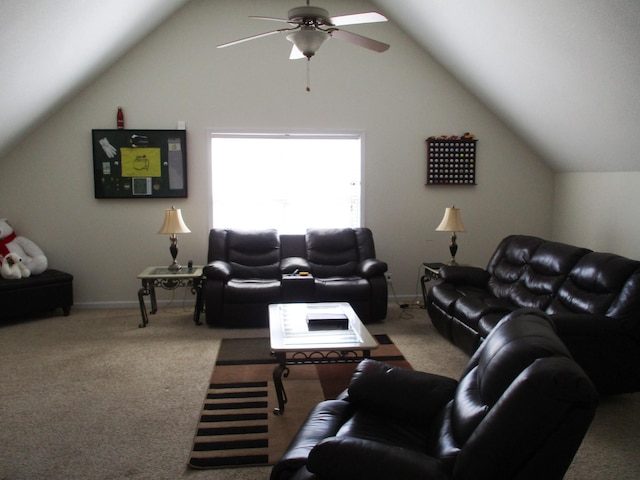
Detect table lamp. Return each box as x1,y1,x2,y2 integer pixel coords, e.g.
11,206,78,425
436,206,465,265
158,206,191,271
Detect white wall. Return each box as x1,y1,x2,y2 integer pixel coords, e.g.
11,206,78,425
553,172,640,260
0,0,553,307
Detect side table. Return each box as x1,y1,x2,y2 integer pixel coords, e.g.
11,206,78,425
420,262,444,308
137,266,204,328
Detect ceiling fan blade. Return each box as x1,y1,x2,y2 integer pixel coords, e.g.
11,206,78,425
330,12,387,27
249,15,292,24
289,44,305,60
217,29,285,49
330,29,390,52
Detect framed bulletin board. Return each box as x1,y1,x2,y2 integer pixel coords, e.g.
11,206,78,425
426,138,477,185
92,129,187,198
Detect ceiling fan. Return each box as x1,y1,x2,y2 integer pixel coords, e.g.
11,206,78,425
217,1,390,61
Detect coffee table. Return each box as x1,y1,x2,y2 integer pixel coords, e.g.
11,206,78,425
269,302,378,415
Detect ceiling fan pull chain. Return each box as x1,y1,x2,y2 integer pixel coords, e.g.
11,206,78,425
306,59,311,92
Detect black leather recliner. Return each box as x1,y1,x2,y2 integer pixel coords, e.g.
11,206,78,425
203,228,387,327
271,309,598,480
302,228,388,322
204,229,282,327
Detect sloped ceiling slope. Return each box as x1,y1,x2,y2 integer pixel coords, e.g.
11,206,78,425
371,0,640,172
2,0,639,172
0,0,190,158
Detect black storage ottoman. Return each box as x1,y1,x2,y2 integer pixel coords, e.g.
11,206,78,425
0,269,73,321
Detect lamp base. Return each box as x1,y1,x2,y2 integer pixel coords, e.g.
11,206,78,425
448,233,459,266
168,235,181,271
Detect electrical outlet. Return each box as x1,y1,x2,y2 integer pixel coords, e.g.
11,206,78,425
385,272,392,281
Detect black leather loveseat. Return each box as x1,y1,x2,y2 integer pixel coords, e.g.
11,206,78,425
203,228,387,327
271,309,598,480
427,234,640,395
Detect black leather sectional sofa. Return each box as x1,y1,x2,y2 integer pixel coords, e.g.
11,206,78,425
427,234,640,395
203,228,388,327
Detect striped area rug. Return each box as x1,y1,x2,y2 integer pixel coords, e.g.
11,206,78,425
188,334,409,469
190,381,270,467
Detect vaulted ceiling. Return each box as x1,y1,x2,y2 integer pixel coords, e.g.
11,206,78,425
2,0,639,172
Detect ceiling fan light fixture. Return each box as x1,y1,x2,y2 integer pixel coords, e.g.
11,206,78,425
286,27,329,58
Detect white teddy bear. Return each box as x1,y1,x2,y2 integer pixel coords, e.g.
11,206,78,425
0,218,48,277
1,252,31,279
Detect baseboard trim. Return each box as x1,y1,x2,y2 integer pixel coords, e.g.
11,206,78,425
74,300,196,309
75,298,417,310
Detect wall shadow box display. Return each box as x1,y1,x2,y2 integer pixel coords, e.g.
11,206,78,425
92,129,187,198
426,137,477,185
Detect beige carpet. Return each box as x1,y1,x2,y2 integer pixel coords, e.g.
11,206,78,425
0,304,639,479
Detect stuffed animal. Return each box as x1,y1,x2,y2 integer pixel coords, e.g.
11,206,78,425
0,252,31,279
0,218,47,276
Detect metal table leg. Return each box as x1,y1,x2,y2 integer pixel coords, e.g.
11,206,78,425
272,352,289,415
421,274,429,308
192,278,203,326
149,284,158,314
138,281,150,328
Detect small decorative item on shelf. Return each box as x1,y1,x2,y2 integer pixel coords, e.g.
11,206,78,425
426,133,477,185
117,107,124,129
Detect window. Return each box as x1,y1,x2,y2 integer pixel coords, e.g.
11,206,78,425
210,132,362,234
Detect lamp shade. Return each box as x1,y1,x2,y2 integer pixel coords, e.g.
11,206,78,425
158,206,191,234
436,207,465,233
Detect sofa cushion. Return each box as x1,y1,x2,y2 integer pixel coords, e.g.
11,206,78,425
486,235,544,298
306,228,359,277
508,241,591,310
453,295,516,330
474,311,570,405
314,277,370,301
336,411,430,453
224,279,281,303
348,359,457,428
226,229,280,279
308,436,450,480
548,252,640,316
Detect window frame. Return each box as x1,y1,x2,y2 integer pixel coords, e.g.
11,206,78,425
207,129,366,232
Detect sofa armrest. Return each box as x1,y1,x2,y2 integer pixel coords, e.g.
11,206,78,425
440,265,490,287
203,260,232,281
271,400,353,480
280,256,311,275
307,437,450,480
347,359,457,427
357,258,388,278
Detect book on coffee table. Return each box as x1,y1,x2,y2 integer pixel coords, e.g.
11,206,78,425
306,312,349,330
